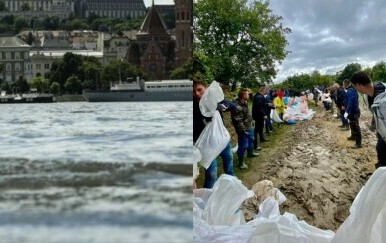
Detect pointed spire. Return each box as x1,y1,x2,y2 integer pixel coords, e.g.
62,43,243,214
152,0,154,6
139,2,168,35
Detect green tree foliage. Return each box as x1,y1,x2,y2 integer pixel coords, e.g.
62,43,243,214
42,16,60,30
50,81,60,95
336,63,361,84
20,3,30,11
64,75,82,94
274,72,334,94
15,75,29,93
100,60,145,90
1,81,11,93
14,16,29,33
30,76,50,93
170,58,193,79
194,0,290,87
192,51,214,83
64,18,89,30
0,1,5,11
371,61,386,82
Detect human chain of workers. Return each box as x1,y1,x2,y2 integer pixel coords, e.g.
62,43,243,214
193,71,386,189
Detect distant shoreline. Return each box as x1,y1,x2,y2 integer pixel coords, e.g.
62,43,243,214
55,95,86,102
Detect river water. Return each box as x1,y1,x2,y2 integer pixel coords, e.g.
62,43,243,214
0,102,192,242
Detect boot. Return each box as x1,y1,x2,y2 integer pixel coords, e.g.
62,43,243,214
341,124,349,131
347,135,355,141
247,149,259,158
352,133,362,149
238,157,248,170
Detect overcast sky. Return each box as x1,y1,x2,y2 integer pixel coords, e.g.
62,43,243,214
268,0,386,83
144,0,174,7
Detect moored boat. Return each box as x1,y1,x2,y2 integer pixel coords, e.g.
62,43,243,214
82,79,192,102
0,89,55,103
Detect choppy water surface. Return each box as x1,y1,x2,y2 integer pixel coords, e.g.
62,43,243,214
0,102,192,242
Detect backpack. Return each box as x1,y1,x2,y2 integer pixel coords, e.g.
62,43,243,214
371,90,386,142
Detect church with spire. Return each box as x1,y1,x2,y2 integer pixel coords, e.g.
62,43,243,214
125,0,192,80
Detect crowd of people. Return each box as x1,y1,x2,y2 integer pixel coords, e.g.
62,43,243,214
193,79,294,188
194,72,386,188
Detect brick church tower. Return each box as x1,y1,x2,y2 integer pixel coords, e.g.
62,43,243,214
126,0,192,80
174,0,193,68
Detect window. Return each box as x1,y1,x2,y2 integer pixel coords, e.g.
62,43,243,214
15,52,20,60
36,64,41,69
182,12,185,20
6,52,11,60
6,64,11,71
44,63,50,69
15,63,20,72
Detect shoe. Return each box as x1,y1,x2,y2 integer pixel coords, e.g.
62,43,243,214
239,163,248,170
347,136,355,141
341,126,350,131
247,151,259,158
255,146,262,151
352,144,362,149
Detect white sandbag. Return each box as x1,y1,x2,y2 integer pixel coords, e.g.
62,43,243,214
271,109,283,123
199,81,224,117
194,110,230,169
332,167,386,243
247,212,335,243
202,174,254,226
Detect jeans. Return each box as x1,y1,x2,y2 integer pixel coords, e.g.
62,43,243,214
340,109,348,126
204,142,234,188
237,131,249,164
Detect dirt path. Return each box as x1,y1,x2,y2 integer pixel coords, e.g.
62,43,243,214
238,102,376,231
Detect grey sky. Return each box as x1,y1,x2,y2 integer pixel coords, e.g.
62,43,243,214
268,0,386,83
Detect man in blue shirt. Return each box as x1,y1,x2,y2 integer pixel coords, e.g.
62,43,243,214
343,79,362,148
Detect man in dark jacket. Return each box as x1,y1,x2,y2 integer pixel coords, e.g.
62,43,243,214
351,71,386,167
252,85,269,150
343,79,362,148
231,88,256,170
334,82,349,130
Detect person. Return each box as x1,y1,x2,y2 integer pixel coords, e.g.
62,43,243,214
351,71,386,167
273,90,285,127
321,88,331,111
252,85,269,147
343,79,362,148
333,82,349,130
264,89,274,135
193,79,234,188
231,88,257,170
313,87,319,106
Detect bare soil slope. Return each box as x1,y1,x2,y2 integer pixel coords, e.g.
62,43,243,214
239,103,376,231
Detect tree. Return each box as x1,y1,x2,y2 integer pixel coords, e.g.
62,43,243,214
0,1,5,11
336,63,361,84
100,60,145,90
30,76,50,93
50,81,60,95
20,3,30,11
14,16,29,33
371,61,386,82
194,0,290,87
64,75,82,94
15,75,29,93
170,58,193,79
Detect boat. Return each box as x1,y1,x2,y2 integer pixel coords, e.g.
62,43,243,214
0,89,55,103
82,78,192,102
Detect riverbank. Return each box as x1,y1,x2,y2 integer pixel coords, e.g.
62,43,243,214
197,97,376,231
55,95,86,102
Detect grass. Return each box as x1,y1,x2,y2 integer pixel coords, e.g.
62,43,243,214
195,96,317,188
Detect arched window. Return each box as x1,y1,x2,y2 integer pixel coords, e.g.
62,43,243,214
181,11,185,20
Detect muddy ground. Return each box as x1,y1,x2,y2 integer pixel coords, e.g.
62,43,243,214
235,101,377,231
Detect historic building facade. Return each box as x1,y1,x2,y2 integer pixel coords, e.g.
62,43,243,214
0,0,75,19
80,0,146,19
0,37,32,83
126,0,192,80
